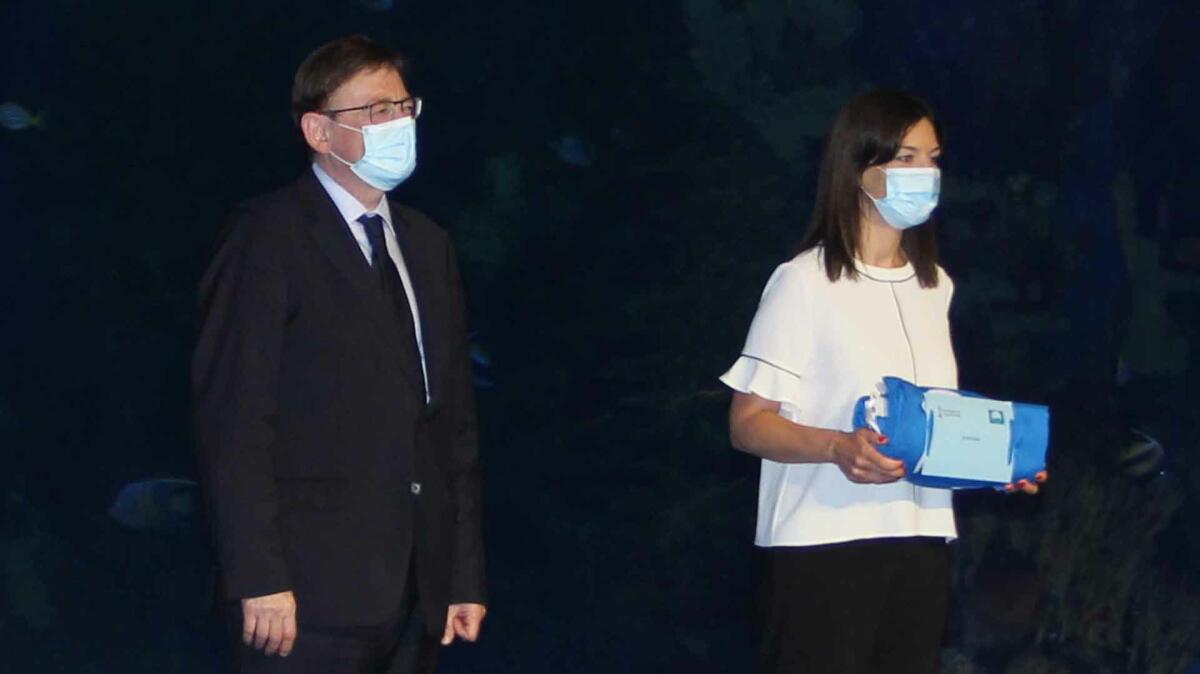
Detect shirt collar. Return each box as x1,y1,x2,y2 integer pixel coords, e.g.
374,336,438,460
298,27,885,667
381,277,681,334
853,257,916,283
311,162,394,230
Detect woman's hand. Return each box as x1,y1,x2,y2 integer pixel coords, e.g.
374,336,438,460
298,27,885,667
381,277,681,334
830,428,906,484
1002,471,1048,495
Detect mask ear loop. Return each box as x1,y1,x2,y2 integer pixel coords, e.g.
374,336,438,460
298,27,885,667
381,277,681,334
325,118,365,168
860,165,889,201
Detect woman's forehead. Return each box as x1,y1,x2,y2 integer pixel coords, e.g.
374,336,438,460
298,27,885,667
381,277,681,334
901,118,940,148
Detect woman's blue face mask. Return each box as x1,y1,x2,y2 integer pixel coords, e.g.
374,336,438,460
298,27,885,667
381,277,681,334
863,167,941,230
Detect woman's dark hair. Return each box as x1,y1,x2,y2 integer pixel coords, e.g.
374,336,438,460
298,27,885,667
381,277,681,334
799,89,942,288
291,35,406,126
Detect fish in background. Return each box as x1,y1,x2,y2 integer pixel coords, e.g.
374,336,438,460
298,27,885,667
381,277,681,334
0,102,45,131
1119,428,1166,481
470,334,495,389
354,0,394,11
108,478,198,531
549,135,594,168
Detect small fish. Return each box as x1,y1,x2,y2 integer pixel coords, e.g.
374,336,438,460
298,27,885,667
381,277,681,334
468,333,495,388
353,0,394,10
549,135,593,168
1119,429,1165,480
470,343,492,368
0,102,45,131
108,478,198,531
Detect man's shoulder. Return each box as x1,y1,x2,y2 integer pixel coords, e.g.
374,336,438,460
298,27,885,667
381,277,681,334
220,177,317,243
389,201,449,245
233,178,308,221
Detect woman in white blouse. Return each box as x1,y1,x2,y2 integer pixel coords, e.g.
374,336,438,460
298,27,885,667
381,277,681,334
722,90,1044,674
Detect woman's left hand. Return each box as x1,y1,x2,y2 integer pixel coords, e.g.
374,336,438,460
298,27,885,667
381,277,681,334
1003,470,1048,495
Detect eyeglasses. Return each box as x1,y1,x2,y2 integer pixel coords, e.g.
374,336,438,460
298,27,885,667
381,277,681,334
322,97,423,125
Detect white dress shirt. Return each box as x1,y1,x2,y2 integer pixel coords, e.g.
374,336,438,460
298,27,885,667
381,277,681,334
720,247,959,547
312,163,429,401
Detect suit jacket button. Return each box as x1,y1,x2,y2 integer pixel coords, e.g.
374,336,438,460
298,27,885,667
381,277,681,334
410,482,422,495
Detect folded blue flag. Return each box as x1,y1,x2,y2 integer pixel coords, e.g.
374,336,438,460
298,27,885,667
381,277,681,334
852,377,1049,489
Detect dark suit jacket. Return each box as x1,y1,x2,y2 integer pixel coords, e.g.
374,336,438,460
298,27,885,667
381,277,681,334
192,171,485,633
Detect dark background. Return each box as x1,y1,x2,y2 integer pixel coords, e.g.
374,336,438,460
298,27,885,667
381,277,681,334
3,0,1200,672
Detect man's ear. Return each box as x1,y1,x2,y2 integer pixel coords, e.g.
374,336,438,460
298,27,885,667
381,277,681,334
300,112,331,155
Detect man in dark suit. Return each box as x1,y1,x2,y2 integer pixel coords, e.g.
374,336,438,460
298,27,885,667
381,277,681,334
193,35,486,673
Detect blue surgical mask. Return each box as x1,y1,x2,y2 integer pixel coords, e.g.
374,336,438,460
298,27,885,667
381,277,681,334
330,115,417,191
863,167,941,230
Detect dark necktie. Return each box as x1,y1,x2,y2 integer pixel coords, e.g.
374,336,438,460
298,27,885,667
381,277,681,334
358,213,424,395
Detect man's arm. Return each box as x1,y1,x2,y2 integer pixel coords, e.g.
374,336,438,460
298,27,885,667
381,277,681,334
442,234,487,609
192,208,296,654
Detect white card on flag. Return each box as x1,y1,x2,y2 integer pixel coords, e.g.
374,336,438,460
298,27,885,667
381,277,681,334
920,391,1015,483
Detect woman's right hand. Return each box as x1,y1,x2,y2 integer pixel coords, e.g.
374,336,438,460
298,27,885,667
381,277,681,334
830,428,907,484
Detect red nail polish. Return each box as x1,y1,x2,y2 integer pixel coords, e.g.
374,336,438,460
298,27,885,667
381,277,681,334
879,435,889,444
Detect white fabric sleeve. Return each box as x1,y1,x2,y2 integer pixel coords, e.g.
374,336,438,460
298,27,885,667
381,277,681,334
719,262,813,408
939,265,955,313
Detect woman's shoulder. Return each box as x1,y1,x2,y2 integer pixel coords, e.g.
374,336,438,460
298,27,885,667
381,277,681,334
758,248,825,298
934,264,955,292
774,247,826,281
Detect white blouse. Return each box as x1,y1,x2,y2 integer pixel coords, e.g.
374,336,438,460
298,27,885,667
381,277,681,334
721,247,959,547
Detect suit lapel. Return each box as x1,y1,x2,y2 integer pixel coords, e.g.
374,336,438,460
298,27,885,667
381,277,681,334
390,205,440,406
295,173,423,390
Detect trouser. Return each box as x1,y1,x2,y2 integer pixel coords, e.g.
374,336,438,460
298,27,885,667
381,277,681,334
223,562,439,674
758,537,951,674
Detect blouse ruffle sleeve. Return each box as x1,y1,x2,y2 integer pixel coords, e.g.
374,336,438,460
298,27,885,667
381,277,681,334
720,262,813,409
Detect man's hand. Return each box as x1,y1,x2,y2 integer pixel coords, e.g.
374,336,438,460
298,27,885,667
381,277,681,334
441,603,487,645
242,590,297,657
830,428,906,484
